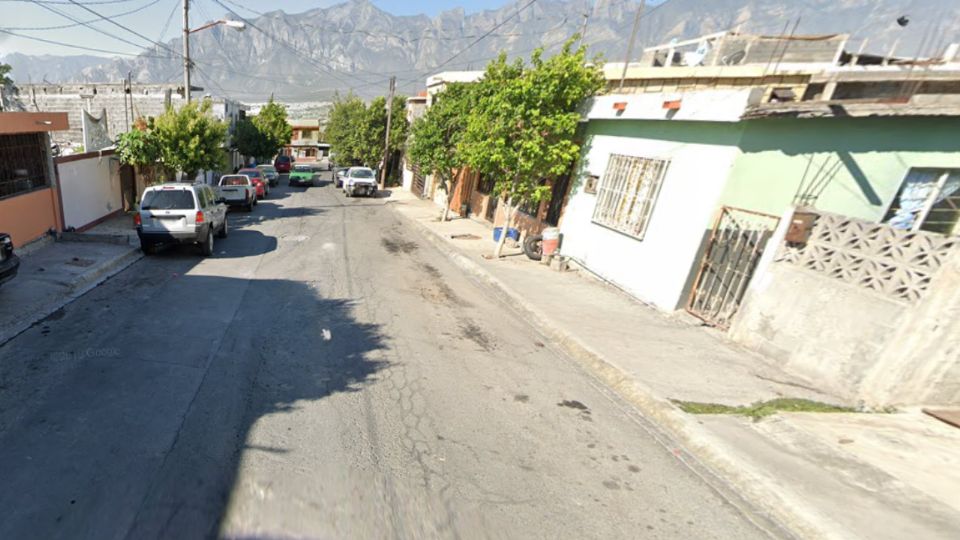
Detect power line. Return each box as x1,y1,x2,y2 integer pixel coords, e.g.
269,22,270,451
26,0,166,54
1,0,162,31
0,0,139,4
210,0,375,90
430,0,539,73
0,27,166,56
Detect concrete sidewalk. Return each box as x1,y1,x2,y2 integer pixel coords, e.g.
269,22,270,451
387,190,960,540
0,235,141,348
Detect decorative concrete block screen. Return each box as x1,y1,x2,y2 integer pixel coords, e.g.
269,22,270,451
780,212,959,303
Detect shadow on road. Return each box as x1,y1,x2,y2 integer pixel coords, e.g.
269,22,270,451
0,268,387,538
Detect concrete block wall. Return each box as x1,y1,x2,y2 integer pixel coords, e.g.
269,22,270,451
731,212,960,406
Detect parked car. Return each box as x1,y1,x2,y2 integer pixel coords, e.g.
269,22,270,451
217,174,258,211
0,233,20,288
334,167,349,188
135,183,228,256
317,156,332,171
288,164,316,187
274,155,293,173
256,164,280,187
238,168,268,199
344,167,378,197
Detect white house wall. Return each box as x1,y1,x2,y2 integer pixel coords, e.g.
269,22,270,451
560,127,742,310
58,154,123,230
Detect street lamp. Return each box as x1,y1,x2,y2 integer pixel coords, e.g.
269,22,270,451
183,0,246,102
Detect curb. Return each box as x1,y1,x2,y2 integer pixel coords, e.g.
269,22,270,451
394,206,827,540
0,246,143,349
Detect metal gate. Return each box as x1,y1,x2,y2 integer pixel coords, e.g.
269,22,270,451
687,207,781,328
411,163,426,198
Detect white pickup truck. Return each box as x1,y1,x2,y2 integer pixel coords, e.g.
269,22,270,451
217,174,258,211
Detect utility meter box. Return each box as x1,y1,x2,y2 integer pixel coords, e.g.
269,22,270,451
786,212,818,244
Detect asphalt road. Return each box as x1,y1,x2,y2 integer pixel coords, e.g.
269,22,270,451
0,173,773,539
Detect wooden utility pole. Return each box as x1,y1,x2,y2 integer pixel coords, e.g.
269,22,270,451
182,0,191,102
379,75,396,189
618,0,645,91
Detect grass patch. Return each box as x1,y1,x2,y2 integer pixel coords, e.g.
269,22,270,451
672,398,856,421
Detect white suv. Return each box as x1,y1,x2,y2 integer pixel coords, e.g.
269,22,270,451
135,183,228,256
344,167,378,197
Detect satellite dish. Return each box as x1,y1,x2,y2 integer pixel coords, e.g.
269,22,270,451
721,50,747,65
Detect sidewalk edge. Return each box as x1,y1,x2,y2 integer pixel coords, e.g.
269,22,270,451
0,247,142,348
394,205,829,540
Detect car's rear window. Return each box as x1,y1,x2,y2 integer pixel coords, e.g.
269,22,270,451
351,169,375,179
239,169,261,177
220,176,249,186
142,189,195,210
294,166,312,171
276,156,290,163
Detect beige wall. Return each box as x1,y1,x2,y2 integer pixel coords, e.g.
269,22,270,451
731,211,960,406
0,188,61,247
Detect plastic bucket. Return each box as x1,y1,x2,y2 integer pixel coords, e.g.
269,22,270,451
542,227,561,256
493,227,520,242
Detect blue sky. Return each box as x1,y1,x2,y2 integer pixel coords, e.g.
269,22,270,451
0,0,513,56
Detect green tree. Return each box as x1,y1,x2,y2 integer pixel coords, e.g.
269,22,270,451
116,117,163,184
0,63,15,111
326,93,408,176
462,39,603,257
153,100,228,179
253,96,293,158
408,83,474,221
326,93,368,166
234,117,275,162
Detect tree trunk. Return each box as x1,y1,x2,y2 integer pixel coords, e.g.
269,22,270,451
493,196,514,258
441,173,460,222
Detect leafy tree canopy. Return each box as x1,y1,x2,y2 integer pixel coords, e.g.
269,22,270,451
462,39,603,208
117,100,227,180
326,93,408,168
234,117,275,162
252,96,292,157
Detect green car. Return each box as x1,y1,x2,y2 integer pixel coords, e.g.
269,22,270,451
288,164,316,187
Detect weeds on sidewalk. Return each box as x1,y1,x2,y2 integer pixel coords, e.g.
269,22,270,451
672,398,857,421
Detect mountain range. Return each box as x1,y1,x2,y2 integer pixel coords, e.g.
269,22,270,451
3,0,959,101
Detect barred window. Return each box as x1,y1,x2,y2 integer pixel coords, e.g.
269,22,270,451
591,154,669,240
0,133,50,200
884,168,960,236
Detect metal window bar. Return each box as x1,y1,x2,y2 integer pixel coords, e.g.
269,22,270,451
0,133,50,200
592,154,670,240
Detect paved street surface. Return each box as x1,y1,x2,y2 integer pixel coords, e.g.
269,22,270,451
0,173,772,539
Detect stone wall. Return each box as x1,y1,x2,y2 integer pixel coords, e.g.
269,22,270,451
731,210,960,406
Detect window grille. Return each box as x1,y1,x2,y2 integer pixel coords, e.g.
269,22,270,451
591,154,669,239
884,168,960,236
0,133,50,200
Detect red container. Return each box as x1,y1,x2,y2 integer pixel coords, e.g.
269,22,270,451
542,227,561,256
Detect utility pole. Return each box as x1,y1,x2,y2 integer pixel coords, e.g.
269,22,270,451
618,0,645,91
379,75,396,190
182,0,191,102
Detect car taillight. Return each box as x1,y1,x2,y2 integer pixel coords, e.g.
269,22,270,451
195,210,205,224
134,213,142,226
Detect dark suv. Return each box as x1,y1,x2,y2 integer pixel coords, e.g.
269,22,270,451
274,155,293,173
0,233,20,288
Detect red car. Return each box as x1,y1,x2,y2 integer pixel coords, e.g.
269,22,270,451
238,168,268,199
274,155,293,173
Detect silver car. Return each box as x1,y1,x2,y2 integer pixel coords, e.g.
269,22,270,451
135,183,228,256
344,167,378,197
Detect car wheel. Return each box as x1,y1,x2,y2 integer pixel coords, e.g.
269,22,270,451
218,217,229,238
200,229,214,256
